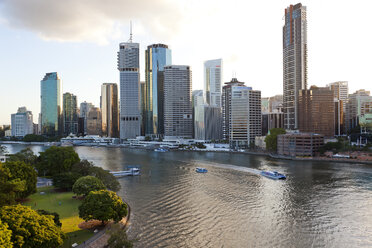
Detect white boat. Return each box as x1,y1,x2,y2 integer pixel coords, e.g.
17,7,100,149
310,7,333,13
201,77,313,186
110,167,140,177
154,148,169,152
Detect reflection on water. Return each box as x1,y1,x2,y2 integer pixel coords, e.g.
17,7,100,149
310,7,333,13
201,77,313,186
4,144,372,247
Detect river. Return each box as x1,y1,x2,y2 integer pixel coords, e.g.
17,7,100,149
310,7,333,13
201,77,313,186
3,144,372,247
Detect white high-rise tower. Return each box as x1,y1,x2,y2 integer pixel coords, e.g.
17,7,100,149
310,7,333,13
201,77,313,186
204,59,222,107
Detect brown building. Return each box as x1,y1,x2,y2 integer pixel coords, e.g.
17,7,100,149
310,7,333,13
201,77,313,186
277,133,324,157
298,86,335,137
87,107,102,136
101,83,119,138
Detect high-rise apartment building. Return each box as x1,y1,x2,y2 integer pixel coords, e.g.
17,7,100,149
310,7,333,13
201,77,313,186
80,101,93,135
163,65,193,138
63,92,78,135
118,39,140,140
298,86,335,137
222,78,261,148
144,44,172,136
40,72,62,136
283,3,307,130
87,107,102,136
204,59,222,107
101,83,119,137
11,107,33,137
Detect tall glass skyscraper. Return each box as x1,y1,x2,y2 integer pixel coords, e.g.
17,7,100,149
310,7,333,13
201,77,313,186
101,83,119,137
144,44,172,136
204,59,222,107
40,72,62,136
283,3,307,130
118,39,140,140
63,92,78,135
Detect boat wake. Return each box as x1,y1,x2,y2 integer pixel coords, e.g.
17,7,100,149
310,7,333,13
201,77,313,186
191,161,262,176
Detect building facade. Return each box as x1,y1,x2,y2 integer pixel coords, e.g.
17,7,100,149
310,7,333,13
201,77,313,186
144,44,172,136
79,101,93,135
327,81,348,135
101,83,119,137
163,65,193,138
298,86,335,137
194,104,222,140
118,41,141,140
40,72,62,136
277,133,324,157
222,78,261,148
283,3,308,130
204,59,222,107
63,92,78,135
87,107,102,136
346,90,372,132
11,107,33,137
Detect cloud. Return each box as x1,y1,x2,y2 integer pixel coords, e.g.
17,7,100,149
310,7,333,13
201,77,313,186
0,0,183,44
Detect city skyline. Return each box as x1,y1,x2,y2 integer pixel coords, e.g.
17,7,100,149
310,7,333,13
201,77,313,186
1,1,372,125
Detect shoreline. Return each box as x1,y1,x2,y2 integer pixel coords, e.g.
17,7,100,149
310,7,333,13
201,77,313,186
3,141,372,165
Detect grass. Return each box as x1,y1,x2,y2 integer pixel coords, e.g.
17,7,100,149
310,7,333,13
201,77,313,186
23,186,94,247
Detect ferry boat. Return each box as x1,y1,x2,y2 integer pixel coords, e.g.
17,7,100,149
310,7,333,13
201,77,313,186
154,148,169,152
196,167,208,173
110,167,140,177
260,171,286,180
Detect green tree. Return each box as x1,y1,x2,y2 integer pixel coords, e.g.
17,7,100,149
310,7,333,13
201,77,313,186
0,163,26,206
23,134,46,142
36,146,80,176
4,161,37,199
0,145,7,155
0,205,64,248
0,219,13,248
52,172,81,190
36,209,62,227
79,190,127,224
265,128,286,152
89,166,121,192
72,176,105,196
107,224,134,248
7,148,38,165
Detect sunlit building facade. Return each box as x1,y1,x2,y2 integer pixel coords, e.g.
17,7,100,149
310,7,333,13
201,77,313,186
40,72,62,136
101,83,119,137
144,44,172,136
87,107,102,136
11,107,33,137
204,59,222,107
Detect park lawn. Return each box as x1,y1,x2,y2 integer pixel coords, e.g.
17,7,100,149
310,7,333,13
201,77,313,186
23,186,94,247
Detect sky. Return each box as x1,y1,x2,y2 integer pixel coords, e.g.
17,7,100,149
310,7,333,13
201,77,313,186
1,0,372,125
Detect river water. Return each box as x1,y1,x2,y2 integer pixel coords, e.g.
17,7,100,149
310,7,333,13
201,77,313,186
4,144,372,247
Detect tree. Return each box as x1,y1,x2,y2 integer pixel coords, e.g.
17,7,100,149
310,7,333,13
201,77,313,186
72,176,105,196
0,145,7,155
23,134,46,142
7,148,38,165
89,166,121,192
36,146,80,176
107,224,134,248
265,128,286,152
4,161,37,199
0,163,26,206
36,209,62,227
52,172,81,190
79,190,127,224
0,205,64,248
0,219,13,248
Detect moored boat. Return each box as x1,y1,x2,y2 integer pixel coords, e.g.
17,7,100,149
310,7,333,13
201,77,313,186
110,167,140,177
154,148,169,152
196,167,208,173
260,171,286,180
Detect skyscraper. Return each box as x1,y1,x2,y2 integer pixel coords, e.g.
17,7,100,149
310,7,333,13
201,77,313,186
87,107,102,136
80,101,93,135
283,3,307,130
144,44,172,136
118,37,140,140
163,65,193,138
327,81,348,135
40,72,62,136
204,59,222,107
11,107,33,137
63,92,78,135
101,83,119,137
222,78,261,148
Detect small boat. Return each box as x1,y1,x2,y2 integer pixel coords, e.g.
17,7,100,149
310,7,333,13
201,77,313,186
196,167,208,173
260,171,286,180
110,167,140,177
154,148,169,152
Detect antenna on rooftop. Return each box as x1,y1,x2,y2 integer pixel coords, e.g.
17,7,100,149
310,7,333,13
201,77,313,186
128,21,133,43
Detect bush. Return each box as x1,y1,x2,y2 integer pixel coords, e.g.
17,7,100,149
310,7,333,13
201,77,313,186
72,176,105,196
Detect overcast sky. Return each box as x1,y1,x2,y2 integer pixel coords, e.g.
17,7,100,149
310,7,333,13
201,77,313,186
1,0,372,125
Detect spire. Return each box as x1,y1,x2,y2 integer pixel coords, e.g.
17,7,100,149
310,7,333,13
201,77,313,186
128,21,133,43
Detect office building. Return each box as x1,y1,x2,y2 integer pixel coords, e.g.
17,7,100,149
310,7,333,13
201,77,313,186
222,78,261,148
118,38,141,140
262,112,284,135
101,83,119,137
144,44,172,136
327,81,348,135
269,95,283,112
204,59,222,107
63,92,78,135
346,90,372,132
194,104,222,140
298,86,335,137
87,107,102,136
11,107,33,137
40,72,62,136
283,3,308,130
79,101,93,135
140,81,146,136
277,132,324,157
163,65,193,138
